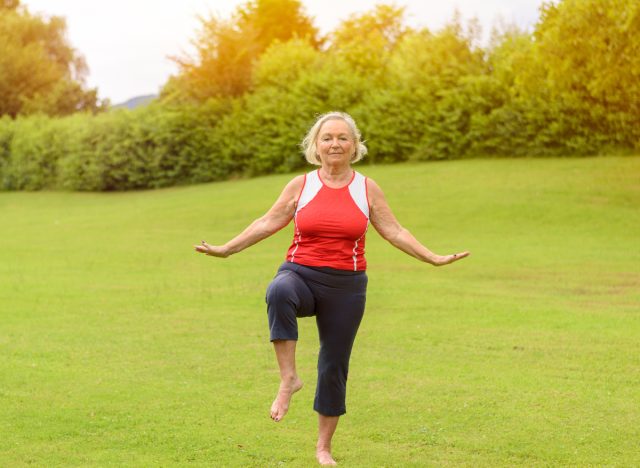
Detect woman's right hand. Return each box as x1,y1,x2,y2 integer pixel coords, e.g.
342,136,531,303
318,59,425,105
193,240,230,258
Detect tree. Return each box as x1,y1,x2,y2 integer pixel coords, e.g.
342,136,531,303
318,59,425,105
252,38,321,90
360,17,486,161
1,0,20,10
532,0,640,149
163,0,319,102
328,4,408,81
0,3,102,117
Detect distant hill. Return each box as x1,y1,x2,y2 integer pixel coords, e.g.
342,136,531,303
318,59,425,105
111,94,157,110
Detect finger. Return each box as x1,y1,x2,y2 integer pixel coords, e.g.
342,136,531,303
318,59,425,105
452,251,470,260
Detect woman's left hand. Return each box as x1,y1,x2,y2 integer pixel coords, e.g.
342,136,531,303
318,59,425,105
433,251,470,266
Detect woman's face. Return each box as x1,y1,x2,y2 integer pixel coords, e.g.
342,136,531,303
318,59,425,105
316,119,355,167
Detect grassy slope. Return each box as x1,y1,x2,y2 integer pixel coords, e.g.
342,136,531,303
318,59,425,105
0,156,638,466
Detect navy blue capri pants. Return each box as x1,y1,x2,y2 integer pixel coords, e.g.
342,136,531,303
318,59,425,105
266,261,367,417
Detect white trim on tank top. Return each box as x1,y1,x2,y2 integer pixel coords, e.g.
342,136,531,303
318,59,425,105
296,170,322,212
295,169,369,218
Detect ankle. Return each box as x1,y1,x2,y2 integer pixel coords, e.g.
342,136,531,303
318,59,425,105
316,443,331,453
280,373,299,384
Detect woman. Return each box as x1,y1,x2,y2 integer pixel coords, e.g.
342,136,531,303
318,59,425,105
194,111,469,466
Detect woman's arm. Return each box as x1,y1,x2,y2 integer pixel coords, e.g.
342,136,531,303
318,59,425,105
194,175,305,258
367,178,470,266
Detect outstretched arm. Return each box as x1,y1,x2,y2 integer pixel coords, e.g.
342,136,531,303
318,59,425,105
194,175,304,258
367,178,470,266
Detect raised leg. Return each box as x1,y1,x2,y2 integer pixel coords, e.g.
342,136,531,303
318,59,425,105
266,268,315,422
270,339,303,422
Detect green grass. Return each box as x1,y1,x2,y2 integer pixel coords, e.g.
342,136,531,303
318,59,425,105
1,156,639,466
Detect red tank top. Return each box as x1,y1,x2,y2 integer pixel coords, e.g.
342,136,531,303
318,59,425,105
286,169,370,271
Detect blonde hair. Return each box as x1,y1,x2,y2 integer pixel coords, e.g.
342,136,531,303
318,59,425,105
301,112,368,165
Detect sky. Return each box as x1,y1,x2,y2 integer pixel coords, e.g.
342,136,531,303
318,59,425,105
22,0,544,104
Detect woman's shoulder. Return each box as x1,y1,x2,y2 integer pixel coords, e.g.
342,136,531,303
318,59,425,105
290,173,306,187
280,174,306,197
361,175,382,192
361,176,386,207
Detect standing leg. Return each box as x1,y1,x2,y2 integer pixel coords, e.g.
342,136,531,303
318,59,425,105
317,414,339,465
270,339,303,422
313,273,368,462
313,279,367,416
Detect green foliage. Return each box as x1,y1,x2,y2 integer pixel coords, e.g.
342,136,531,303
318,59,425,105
0,115,13,181
163,0,319,102
1,0,639,191
1,0,19,10
475,0,640,156
219,37,377,176
0,4,102,117
532,0,640,150
213,92,312,176
0,100,232,191
360,23,486,162
61,111,157,191
2,115,72,189
328,4,408,82
252,38,319,90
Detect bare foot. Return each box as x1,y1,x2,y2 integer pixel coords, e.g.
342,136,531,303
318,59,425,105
316,449,337,466
270,377,303,422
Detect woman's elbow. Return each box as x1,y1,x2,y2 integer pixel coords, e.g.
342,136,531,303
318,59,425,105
263,217,290,236
381,226,405,245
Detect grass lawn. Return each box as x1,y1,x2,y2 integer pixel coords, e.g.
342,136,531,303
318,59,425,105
1,156,639,466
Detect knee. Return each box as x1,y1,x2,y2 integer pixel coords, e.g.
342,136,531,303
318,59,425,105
266,269,315,321
318,356,348,382
266,272,297,307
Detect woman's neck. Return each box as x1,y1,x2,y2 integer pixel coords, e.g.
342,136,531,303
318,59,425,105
320,162,352,177
319,165,353,187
